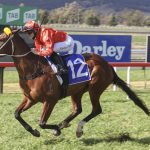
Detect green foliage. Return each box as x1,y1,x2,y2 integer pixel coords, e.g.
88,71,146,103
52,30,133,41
85,15,100,26
83,9,100,26
37,1,150,26
108,15,118,26
120,10,144,26
48,1,84,24
143,17,150,26
38,9,49,24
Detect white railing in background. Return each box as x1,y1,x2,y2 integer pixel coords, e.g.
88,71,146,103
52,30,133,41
0,62,150,93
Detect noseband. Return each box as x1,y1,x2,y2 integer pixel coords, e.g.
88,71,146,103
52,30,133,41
0,33,31,57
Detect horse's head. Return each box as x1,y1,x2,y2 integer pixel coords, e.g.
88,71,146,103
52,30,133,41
0,31,13,55
0,28,31,56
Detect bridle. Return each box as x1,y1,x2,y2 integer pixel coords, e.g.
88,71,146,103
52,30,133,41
0,30,46,80
0,31,32,57
17,49,46,80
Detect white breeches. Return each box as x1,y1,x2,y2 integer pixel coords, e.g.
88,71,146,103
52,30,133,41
53,35,74,54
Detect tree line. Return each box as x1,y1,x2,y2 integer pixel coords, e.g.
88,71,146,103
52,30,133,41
38,1,150,26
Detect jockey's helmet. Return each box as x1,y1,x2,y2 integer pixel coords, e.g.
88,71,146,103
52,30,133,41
23,21,39,39
24,21,40,32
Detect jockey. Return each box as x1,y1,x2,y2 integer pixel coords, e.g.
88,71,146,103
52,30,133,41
23,20,74,75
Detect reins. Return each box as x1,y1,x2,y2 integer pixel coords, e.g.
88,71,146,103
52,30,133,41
0,34,14,50
0,31,32,57
0,30,46,80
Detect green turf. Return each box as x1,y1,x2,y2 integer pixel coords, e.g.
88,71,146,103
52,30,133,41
4,69,19,83
1,69,150,149
0,90,150,150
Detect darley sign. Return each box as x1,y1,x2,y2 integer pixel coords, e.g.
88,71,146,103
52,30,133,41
0,5,38,25
68,35,131,62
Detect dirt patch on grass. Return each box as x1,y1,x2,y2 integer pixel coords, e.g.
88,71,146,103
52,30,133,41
130,81,150,89
3,81,150,93
4,83,21,93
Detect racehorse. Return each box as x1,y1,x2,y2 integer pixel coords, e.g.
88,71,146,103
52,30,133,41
0,29,149,138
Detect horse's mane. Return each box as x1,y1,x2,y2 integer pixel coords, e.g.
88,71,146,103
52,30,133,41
16,32,48,64
13,32,48,69
18,32,35,48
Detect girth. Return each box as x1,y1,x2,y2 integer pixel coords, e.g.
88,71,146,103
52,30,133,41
20,70,45,80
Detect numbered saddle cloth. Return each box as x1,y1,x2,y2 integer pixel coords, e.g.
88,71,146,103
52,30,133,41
64,54,91,85
46,54,91,85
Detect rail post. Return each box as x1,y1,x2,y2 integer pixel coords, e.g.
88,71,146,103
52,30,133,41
113,67,117,91
0,67,4,94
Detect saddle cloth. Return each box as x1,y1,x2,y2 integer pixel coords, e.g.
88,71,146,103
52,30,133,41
46,54,91,85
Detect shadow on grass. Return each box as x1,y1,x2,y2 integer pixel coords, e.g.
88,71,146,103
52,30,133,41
81,135,150,146
43,133,150,146
81,133,133,145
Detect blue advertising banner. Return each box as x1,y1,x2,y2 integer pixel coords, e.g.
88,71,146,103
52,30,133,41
67,35,131,62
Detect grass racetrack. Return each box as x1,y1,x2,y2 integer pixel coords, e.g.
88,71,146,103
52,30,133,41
0,69,150,150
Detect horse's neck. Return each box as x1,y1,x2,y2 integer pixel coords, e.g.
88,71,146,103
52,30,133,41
13,53,44,78
12,33,50,79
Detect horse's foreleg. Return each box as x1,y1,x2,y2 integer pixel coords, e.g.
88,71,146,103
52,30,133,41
14,97,40,137
58,93,83,131
76,90,102,138
39,100,61,136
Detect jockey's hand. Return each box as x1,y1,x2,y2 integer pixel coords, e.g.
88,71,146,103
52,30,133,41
31,48,38,55
37,50,53,56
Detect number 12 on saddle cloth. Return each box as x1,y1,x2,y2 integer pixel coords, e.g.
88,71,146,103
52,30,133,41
65,54,91,85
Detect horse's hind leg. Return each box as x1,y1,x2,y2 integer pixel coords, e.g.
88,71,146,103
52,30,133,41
14,96,40,137
76,90,102,138
57,93,83,131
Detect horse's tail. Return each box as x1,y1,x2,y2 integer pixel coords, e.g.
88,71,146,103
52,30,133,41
112,67,150,116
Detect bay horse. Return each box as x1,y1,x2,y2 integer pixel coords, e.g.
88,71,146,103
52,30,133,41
0,30,149,138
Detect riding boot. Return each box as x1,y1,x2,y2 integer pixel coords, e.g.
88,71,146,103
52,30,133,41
51,52,68,98
51,52,68,75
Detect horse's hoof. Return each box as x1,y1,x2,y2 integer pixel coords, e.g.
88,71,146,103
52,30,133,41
76,131,83,138
53,129,61,136
32,129,40,137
